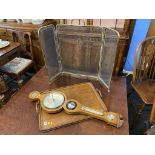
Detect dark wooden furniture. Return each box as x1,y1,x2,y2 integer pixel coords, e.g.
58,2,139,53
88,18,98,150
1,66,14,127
0,75,7,94
11,30,37,70
0,57,33,87
0,42,20,66
150,98,155,125
0,20,57,70
146,99,155,135
0,20,131,74
0,42,21,103
0,41,33,88
131,36,155,127
0,67,128,134
60,19,131,75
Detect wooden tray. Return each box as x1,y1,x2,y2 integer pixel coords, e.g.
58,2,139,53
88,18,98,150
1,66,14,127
38,82,107,131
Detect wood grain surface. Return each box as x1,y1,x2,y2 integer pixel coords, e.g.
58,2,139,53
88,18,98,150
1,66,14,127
36,83,108,131
0,42,20,66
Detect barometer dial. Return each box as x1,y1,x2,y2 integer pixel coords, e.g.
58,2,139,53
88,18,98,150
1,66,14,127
43,92,65,109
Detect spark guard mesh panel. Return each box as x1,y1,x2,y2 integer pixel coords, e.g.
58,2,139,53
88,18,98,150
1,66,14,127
39,24,119,90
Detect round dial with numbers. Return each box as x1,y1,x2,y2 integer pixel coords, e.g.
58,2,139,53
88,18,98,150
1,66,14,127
43,92,65,109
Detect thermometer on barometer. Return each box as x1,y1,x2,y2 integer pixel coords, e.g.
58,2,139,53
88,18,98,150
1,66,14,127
29,90,124,128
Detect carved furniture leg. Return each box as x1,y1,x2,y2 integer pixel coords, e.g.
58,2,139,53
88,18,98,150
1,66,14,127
131,103,145,129
0,94,5,108
149,99,155,125
17,79,24,88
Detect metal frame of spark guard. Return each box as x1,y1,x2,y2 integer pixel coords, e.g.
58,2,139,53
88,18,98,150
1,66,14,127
38,24,120,91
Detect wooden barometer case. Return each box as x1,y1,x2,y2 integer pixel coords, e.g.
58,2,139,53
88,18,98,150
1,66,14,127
29,83,124,130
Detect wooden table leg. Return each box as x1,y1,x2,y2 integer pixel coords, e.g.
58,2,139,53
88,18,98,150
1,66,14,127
150,99,155,125
0,75,8,94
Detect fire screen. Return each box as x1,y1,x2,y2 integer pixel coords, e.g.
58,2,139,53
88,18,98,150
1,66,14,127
39,24,119,91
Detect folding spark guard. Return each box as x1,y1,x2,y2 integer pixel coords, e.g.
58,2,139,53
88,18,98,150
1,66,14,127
38,24,119,91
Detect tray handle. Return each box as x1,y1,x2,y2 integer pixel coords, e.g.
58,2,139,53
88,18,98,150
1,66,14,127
96,88,103,99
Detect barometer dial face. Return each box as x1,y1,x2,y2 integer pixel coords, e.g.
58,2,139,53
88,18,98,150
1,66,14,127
43,92,65,109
